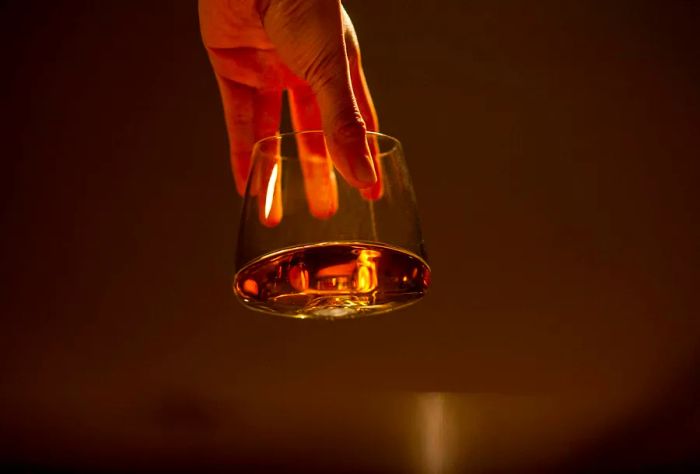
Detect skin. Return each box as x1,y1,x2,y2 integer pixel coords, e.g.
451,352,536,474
199,0,381,226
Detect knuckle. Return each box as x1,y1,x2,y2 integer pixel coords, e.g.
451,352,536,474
333,115,366,142
304,48,343,92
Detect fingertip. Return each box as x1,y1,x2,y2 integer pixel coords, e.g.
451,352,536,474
307,181,339,220
231,137,254,197
359,134,383,200
260,211,282,228
309,204,338,220
233,158,250,196
360,181,382,201
354,146,378,186
300,153,339,220
236,178,246,197
331,124,377,188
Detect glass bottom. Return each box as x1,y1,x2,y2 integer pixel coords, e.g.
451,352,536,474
233,241,430,319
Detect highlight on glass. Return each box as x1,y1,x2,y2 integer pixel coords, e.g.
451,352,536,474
233,131,430,319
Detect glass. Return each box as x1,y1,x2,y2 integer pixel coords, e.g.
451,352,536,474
233,131,429,319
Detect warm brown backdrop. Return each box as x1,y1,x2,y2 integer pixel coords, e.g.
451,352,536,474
2,1,699,472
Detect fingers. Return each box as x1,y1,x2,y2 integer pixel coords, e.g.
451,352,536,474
261,0,377,189
215,75,255,195
349,53,383,200
342,7,382,200
289,85,338,219
216,72,283,225
249,88,282,198
254,89,282,141
311,59,376,190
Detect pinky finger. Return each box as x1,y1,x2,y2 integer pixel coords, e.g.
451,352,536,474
215,75,255,196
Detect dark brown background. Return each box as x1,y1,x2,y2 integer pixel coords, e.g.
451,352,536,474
2,0,699,472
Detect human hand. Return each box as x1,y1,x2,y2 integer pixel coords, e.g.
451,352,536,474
199,0,381,225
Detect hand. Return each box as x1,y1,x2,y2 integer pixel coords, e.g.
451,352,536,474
199,0,381,225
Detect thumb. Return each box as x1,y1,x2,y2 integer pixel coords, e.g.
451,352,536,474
260,0,376,188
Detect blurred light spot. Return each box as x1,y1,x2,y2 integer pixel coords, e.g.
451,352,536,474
420,392,447,474
242,278,258,296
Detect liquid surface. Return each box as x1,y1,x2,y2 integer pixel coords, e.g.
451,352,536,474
234,242,430,319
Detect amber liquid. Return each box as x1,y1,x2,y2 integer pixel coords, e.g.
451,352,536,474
234,242,430,319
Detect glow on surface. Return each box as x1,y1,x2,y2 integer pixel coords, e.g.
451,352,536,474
420,392,447,474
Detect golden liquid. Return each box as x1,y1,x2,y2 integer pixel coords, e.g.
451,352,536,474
234,242,430,319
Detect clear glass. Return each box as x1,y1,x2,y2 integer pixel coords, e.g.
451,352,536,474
233,131,429,319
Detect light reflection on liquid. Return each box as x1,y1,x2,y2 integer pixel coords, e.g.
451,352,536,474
288,248,380,295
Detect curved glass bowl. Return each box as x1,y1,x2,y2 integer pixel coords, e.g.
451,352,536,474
233,131,429,319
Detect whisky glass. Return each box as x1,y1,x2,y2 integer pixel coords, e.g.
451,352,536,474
233,131,429,319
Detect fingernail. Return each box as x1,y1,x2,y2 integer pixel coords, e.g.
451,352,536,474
335,123,377,186
353,150,377,186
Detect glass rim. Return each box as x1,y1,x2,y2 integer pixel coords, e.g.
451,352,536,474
252,130,401,157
